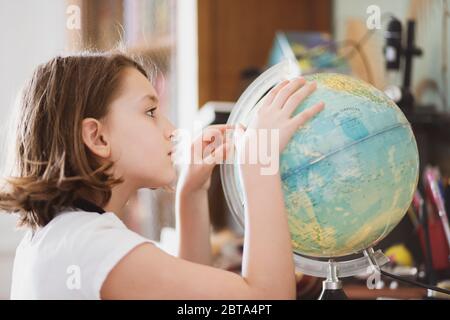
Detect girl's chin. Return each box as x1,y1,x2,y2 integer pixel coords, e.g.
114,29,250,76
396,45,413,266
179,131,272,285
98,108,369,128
146,168,178,190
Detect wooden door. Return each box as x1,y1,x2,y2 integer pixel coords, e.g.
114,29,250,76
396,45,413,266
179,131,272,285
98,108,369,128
198,0,332,106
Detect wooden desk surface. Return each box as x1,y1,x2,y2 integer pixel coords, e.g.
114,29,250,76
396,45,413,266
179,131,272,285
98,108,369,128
344,284,426,300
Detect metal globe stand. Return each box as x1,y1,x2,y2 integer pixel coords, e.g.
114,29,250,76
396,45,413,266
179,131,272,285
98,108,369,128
294,248,390,299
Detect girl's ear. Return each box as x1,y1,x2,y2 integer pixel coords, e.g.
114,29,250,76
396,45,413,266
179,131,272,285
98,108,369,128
81,118,111,159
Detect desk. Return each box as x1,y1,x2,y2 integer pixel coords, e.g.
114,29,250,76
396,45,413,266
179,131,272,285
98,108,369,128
344,284,426,300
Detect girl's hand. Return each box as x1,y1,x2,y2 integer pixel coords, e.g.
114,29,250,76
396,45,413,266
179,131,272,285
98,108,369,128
239,77,325,161
176,124,235,193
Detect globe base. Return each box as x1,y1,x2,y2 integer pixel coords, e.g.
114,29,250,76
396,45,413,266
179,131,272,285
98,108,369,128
317,259,348,300
318,287,348,300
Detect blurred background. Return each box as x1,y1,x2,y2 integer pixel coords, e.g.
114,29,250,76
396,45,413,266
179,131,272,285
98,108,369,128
0,0,449,299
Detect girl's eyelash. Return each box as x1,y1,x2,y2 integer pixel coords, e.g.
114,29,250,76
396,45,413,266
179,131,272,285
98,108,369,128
146,107,157,118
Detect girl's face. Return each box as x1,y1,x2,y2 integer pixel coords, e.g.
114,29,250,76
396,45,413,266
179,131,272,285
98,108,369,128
104,67,177,189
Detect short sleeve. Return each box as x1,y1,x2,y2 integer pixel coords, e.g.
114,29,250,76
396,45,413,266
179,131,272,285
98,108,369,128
66,213,154,299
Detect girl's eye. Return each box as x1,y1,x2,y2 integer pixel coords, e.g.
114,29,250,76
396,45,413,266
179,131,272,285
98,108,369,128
146,107,157,118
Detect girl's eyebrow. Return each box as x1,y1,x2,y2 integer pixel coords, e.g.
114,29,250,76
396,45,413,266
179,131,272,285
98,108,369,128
140,94,159,105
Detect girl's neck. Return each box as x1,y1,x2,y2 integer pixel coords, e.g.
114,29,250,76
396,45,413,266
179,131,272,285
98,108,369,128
104,182,136,220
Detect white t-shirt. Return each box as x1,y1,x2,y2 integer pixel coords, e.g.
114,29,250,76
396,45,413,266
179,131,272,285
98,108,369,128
10,209,155,300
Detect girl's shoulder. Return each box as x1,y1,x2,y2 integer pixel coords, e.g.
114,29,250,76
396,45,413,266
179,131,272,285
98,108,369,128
24,209,129,245
12,209,155,299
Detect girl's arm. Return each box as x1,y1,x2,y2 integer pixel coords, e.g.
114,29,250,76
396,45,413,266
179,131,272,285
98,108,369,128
101,77,325,299
176,188,212,265
174,124,233,265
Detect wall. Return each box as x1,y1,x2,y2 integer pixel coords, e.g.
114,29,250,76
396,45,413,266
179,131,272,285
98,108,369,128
0,0,66,299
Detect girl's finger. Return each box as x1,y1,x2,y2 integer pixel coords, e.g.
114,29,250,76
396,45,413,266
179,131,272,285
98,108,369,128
193,125,240,160
202,124,244,147
203,124,236,134
201,124,236,142
270,77,307,110
259,80,290,110
238,123,247,130
192,127,224,152
290,101,325,129
203,142,228,166
282,81,317,117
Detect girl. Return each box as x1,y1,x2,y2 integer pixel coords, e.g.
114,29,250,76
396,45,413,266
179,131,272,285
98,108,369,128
0,51,324,299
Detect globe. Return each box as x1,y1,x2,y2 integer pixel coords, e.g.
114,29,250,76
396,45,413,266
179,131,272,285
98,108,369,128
222,71,419,259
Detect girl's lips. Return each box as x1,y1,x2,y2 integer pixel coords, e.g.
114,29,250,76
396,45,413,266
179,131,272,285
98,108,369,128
168,147,176,156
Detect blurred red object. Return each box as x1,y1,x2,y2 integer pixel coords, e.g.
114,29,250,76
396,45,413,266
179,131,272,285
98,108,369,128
420,166,450,271
417,204,450,271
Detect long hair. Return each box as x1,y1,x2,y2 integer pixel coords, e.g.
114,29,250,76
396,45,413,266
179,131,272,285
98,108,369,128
0,51,150,229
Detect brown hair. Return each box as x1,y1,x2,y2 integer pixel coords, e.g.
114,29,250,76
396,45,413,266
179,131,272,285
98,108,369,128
0,51,150,229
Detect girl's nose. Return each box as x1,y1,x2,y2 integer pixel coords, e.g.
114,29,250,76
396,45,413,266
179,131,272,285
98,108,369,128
164,117,177,141
168,130,176,142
